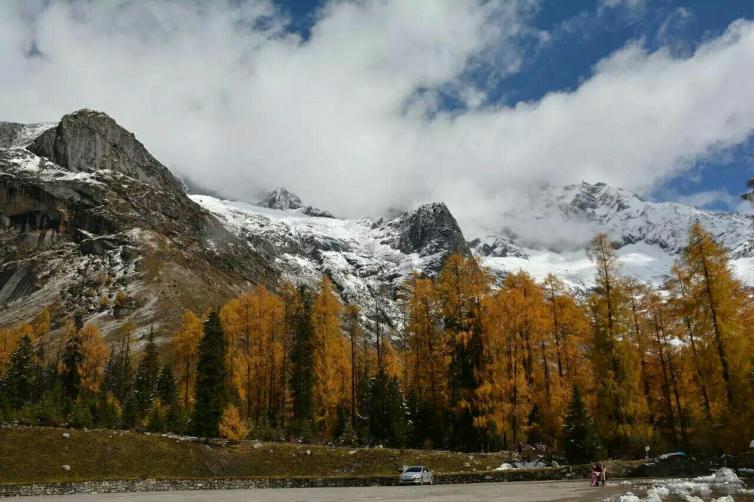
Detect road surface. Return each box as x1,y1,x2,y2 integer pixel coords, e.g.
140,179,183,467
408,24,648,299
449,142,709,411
18,479,630,501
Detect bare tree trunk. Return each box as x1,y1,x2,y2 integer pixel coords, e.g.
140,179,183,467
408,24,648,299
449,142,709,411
652,310,677,445
659,319,689,448
698,248,734,405
629,293,655,425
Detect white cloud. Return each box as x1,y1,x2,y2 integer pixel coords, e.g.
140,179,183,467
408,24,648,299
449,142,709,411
657,6,694,51
1,0,754,241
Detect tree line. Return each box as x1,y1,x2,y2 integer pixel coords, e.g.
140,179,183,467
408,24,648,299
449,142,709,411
0,222,752,459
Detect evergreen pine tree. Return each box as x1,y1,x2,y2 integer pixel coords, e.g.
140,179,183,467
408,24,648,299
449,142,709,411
192,311,227,437
155,363,178,406
60,322,83,399
146,399,167,433
290,287,314,427
563,385,602,464
121,390,140,429
68,398,94,428
134,329,160,413
104,345,133,403
1,335,35,409
96,393,122,429
365,369,410,447
60,322,108,399
33,382,66,427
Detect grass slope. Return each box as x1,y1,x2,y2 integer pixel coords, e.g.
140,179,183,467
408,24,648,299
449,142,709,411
0,427,518,484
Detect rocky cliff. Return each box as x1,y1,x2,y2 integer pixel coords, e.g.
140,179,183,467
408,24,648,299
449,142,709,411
0,110,275,340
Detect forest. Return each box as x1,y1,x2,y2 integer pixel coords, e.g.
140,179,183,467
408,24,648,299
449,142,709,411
1,223,752,461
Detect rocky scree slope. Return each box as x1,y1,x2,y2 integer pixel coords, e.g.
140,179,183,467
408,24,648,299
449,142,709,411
0,110,275,340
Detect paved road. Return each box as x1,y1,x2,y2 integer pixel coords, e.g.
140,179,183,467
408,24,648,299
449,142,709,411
19,480,630,501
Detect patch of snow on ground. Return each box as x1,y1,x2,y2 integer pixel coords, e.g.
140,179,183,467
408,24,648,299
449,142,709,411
612,468,745,501
618,493,642,502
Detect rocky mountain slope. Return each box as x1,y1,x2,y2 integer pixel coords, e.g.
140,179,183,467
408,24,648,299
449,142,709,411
192,196,468,328
1,110,751,339
0,110,274,340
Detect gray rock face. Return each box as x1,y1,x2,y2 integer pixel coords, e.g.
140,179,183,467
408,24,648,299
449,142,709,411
302,206,334,218
392,202,470,257
469,237,528,259
258,187,303,210
0,110,276,337
0,122,24,149
28,110,183,193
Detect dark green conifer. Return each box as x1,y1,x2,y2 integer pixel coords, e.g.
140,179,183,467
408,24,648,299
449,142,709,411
134,329,159,412
290,288,314,426
563,385,602,464
1,335,35,409
192,311,227,437
155,363,178,406
365,369,410,447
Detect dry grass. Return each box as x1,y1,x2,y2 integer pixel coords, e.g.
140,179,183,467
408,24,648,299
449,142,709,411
0,427,517,484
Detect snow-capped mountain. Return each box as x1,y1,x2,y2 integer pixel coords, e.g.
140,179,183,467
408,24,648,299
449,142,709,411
192,195,468,328
471,182,754,290
194,180,753,321
1,110,752,339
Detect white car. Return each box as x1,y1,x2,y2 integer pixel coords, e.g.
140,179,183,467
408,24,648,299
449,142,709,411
399,465,434,485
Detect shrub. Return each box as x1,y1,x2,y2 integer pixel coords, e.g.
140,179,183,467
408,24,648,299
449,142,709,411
219,405,248,442
146,399,167,433
97,394,121,429
68,398,94,428
115,291,129,306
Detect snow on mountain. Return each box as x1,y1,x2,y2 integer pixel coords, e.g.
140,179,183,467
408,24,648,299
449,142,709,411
3,111,752,336
192,194,467,328
471,181,754,290
258,187,335,218
1,111,275,338
199,181,754,302
258,187,303,210
0,122,57,150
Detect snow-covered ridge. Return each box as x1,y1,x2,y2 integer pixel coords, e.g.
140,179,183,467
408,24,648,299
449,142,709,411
197,182,754,297
192,194,456,327
469,182,754,290
486,181,753,257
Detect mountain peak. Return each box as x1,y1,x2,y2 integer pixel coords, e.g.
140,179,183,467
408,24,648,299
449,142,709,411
27,109,183,192
394,202,470,257
258,187,303,210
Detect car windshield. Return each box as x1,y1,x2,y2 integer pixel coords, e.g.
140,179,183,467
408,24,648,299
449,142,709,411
404,467,422,473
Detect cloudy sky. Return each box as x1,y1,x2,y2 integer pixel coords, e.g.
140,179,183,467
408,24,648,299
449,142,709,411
2,0,754,237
